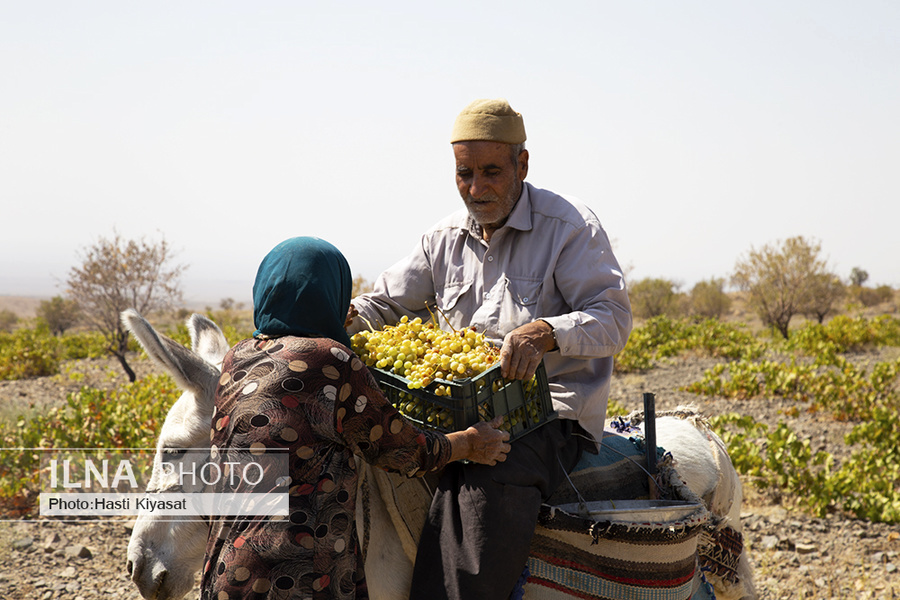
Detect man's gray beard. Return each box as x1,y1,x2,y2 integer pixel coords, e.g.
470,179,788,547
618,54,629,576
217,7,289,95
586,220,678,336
465,190,516,225
467,191,500,206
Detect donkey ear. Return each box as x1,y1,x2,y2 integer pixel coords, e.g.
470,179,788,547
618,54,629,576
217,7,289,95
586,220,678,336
187,313,230,366
121,309,220,398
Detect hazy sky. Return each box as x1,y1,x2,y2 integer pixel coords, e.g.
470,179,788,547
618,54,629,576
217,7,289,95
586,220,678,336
2,1,897,306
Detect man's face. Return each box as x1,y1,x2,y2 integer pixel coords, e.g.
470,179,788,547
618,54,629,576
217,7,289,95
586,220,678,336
454,141,529,239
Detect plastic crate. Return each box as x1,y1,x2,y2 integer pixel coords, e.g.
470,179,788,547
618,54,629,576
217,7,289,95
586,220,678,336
370,361,557,442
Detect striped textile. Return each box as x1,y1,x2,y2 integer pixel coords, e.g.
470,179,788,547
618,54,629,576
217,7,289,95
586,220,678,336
525,428,711,600
525,501,708,600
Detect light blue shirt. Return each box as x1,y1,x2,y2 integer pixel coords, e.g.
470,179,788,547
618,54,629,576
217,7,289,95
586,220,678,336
349,182,632,442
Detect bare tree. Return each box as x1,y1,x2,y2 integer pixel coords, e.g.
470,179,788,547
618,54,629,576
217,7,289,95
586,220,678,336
67,232,185,381
731,236,832,339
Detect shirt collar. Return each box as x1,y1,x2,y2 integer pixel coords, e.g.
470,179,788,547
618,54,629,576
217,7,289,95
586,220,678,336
505,182,533,232
465,182,533,240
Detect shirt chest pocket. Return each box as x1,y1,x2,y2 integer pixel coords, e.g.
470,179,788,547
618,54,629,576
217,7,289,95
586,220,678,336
436,281,473,312
505,278,543,320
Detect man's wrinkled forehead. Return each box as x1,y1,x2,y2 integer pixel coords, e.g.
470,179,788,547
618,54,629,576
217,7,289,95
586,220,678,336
453,141,516,169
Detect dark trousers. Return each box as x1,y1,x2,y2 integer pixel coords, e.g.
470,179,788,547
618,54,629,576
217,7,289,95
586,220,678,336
408,419,584,600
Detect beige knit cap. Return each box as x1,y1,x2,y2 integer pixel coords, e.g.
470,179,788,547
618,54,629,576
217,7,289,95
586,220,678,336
450,98,526,144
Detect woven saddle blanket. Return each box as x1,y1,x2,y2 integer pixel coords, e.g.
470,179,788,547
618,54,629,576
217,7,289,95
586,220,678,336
368,426,725,600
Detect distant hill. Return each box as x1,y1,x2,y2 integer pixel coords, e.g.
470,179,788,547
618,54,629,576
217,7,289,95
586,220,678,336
0,294,247,320
0,296,46,319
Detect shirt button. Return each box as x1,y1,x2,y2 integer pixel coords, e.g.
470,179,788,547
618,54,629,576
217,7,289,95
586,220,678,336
522,297,529,303
487,255,494,262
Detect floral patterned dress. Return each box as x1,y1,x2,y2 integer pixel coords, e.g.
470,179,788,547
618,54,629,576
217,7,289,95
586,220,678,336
200,336,451,599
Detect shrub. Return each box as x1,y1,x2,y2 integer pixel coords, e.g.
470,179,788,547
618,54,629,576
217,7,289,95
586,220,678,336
855,285,895,308
0,325,60,380
841,407,900,522
615,316,763,373
710,411,900,523
59,330,111,360
849,267,869,287
36,296,81,335
802,274,845,324
0,374,180,515
166,321,249,350
687,354,900,422
0,310,18,333
688,278,732,319
785,315,900,360
629,278,681,319
0,326,117,381
204,298,253,334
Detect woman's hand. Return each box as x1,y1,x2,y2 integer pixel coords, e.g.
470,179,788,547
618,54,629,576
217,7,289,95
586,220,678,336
447,415,511,465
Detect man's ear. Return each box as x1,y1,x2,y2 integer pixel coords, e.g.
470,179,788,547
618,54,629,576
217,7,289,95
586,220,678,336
517,149,529,181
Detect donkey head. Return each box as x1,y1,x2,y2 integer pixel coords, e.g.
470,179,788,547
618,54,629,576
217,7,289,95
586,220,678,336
121,309,228,600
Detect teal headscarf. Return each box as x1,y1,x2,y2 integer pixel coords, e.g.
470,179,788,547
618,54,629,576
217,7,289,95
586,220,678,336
252,237,353,347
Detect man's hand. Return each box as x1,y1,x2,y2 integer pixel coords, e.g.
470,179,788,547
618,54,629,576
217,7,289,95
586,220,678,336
345,303,359,328
499,319,556,381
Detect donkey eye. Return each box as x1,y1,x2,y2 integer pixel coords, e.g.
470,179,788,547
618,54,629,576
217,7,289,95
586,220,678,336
163,447,187,456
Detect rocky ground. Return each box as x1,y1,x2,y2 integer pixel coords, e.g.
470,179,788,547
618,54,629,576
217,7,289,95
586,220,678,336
0,353,899,599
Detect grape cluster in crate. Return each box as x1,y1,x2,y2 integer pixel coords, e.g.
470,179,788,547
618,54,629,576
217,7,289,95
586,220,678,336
350,316,555,440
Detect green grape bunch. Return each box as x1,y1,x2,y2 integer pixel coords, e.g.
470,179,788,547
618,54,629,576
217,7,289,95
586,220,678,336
350,315,500,393
351,316,549,437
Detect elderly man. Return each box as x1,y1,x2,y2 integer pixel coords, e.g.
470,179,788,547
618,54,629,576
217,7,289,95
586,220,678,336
347,98,632,600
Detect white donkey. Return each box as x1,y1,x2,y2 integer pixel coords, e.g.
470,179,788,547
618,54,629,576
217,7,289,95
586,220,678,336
122,310,756,600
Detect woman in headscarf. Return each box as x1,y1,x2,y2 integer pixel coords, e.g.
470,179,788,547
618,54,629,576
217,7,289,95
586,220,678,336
200,237,509,600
